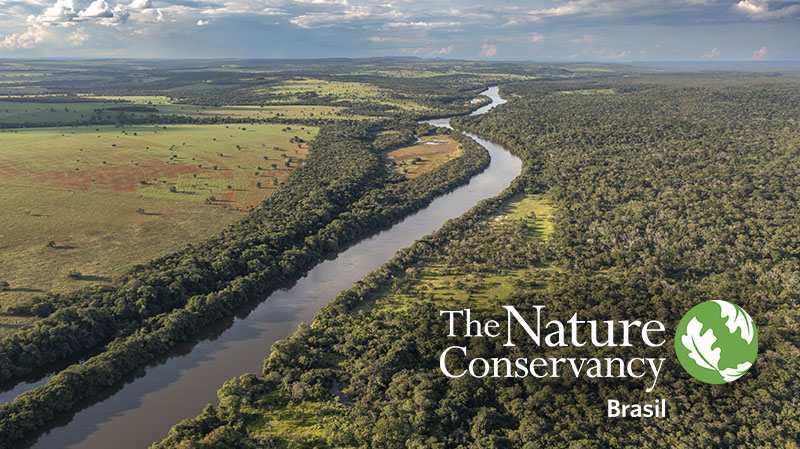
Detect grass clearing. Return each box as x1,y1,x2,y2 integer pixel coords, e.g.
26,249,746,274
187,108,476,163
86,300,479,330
0,123,317,208
0,123,318,333
246,390,350,447
0,101,139,125
267,78,432,112
385,135,462,178
494,193,554,240
0,184,243,336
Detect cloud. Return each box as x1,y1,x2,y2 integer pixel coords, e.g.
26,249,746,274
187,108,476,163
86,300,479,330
294,0,348,4
526,3,583,19
478,42,497,57
38,0,79,24
383,21,460,29
751,45,768,59
28,0,130,26
79,0,114,18
128,0,152,9
733,0,800,19
0,24,51,48
1,0,798,57
200,2,285,18
69,26,87,44
291,4,405,29
4,0,168,48
700,47,720,59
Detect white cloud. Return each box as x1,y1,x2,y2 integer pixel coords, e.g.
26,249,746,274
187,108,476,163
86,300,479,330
129,0,152,9
438,44,453,54
79,0,114,18
200,1,285,18
734,0,766,14
478,42,497,57
38,0,79,24
700,47,720,59
751,45,768,59
0,23,51,48
383,21,459,29
530,33,545,43
196,18,209,25
291,4,404,29
293,0,349,4
527,3,582,19
733,0,800,19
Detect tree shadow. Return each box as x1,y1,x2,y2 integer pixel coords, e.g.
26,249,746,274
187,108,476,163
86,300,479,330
75,275,110,282
5,287,44,293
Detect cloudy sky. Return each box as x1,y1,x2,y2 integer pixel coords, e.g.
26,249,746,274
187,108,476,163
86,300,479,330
0,0,797,60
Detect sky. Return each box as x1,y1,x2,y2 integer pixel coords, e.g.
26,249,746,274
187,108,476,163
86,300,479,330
0,0,798,60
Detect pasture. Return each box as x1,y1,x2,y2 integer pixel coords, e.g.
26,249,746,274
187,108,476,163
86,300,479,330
0,123,317,208
0,123,318,330
267,78,434,113
0,98,368,126
385,135,462,178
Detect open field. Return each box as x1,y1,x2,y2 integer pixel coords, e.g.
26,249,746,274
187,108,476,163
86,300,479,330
178,104,371,120
0,122,318,332
0,123,317,208
266,78,434,113
243,390,348,444
0,100,147,125
0,99,369,125
385,134,462,178
0,184,247,336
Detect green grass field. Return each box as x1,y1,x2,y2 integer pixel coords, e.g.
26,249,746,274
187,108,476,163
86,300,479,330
243,390,351,446
265,78,433,113
0,100,135,125
0,123,318,333
0,98,369,125
0,123,317,208
385,134,463,178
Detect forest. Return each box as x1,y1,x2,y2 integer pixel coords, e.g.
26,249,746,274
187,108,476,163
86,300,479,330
153,75,800,448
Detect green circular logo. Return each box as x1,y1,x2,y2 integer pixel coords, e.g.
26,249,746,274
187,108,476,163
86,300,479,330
674,300,758,384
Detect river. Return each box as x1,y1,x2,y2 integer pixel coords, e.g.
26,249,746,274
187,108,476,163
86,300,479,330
15,86,520,449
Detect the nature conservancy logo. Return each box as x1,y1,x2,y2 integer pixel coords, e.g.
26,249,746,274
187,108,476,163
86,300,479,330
675,300,758,384
438,301,758,418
